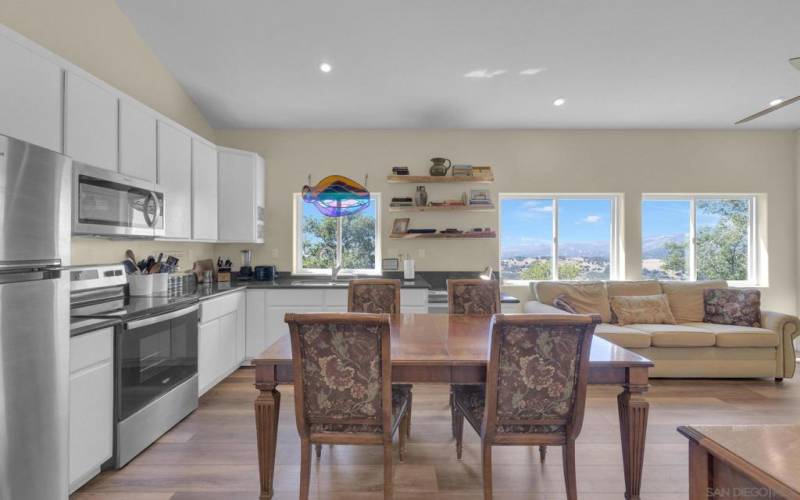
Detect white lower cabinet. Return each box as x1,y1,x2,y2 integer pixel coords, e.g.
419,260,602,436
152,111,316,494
69,327,114,493
198,290,246,396
244,287,429,359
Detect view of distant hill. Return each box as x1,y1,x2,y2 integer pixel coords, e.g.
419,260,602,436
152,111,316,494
502,233,686,259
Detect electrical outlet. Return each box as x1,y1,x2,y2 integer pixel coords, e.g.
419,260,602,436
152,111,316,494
417,248,426,258
271,248,279,258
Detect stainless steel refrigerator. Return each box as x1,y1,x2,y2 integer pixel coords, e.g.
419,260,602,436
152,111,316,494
0,134,71,500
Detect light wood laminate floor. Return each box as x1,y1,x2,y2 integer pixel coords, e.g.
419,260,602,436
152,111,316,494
73,367,800,500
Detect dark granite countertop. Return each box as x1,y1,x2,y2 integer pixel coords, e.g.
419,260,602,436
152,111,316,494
230,274,431,290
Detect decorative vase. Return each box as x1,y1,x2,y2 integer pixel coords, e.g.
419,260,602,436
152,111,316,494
415,186,428,207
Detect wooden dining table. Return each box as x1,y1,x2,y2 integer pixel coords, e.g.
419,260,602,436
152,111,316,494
252,313,654,499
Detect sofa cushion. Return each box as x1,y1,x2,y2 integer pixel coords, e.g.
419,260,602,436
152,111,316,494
682,322,778,348
606,280,662,323
534,281,612,323
703,288,761,327
660,280,727,323
594,323,652,349
629,323,717,347
610,294,677,326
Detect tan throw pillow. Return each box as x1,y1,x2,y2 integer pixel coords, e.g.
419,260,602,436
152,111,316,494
610,294,677,327
660,280,727,323
534,281,612,323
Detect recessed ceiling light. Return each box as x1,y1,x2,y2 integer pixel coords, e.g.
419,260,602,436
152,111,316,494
464,69,506,79
319,62,332,73
769,98,783,107
553,98,566,106
520,67,546,76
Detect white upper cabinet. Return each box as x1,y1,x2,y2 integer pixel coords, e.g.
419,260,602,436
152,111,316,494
192,139,218,240
0,35,62,152
119,99,157,182
218,147,265,243
64,71,118,171
157,121,192,239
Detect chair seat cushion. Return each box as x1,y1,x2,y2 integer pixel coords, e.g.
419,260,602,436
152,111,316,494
451,384,564,434
594,323,652,348
629,323,716,347
682,322,779,348
309,384,410,434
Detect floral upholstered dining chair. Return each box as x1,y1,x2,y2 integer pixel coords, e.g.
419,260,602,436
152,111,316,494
452,313,599,500
348,278,402,313
285,312,411,499
447,278,501,315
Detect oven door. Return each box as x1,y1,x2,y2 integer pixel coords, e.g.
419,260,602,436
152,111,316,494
73,162,164,238
117,305,198,421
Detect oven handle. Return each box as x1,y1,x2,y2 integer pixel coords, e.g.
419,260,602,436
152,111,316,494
125,304,199,330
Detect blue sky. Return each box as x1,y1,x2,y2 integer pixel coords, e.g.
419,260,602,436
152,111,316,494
641,200,689,238
500,198,611,245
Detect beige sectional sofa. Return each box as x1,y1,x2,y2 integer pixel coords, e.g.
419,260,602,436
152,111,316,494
524,280,799,379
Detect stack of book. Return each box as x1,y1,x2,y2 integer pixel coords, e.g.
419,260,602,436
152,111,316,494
468,189,493,206
390,196,414,208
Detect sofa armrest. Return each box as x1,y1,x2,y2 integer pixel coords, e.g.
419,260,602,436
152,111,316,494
523,300,569,314
762,310,799,378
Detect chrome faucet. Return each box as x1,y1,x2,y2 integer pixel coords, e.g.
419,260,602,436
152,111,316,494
331,262,342,282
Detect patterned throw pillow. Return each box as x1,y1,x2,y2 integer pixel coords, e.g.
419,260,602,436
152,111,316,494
609,294,677,326
703,288,761,327
552,294,578,314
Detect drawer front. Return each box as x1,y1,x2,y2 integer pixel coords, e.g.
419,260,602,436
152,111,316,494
401,289,428,307
70,327,113,373
200,290,243,323
265,289,324,306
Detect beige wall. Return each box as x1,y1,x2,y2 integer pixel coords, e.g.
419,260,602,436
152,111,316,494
215,129,798,313
1,0,217,267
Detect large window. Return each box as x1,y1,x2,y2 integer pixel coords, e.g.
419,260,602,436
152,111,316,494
500,195,620,282
293,193,381,275
642,195,755,283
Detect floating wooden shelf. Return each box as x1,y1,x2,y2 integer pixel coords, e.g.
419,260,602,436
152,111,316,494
388,204,496,213
386,174,494,183
389,232,496,240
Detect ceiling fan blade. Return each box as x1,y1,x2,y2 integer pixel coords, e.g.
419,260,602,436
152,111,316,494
735,95,800,125
791,57,800,71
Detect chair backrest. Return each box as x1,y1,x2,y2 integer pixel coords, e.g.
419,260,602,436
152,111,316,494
348,279,401,314
285,312,393,438
447,279,501,314
483,314,599,441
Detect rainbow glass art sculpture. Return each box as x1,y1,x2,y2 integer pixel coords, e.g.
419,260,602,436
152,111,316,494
302,175,371,217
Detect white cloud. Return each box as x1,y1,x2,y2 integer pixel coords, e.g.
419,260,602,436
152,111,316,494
522,201,553,212
464,69,506,79
582,215,602,224
519,67,547,76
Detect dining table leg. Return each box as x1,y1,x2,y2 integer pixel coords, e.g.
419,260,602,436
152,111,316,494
617,367,650,500
255,381,281,500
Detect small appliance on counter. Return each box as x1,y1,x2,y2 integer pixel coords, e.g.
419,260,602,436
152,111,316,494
255,265,278,281
238,249,254,280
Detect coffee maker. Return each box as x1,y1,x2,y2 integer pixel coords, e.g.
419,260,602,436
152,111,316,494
238,249,254,281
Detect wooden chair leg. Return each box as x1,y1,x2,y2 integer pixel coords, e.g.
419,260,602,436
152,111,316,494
539,445,547,463
481,440,493,500
300,440,312,500
454,407,465,460
407,389,413,437
315,443,322,459
562,440,577,500
383,441,394,499
398,414,407,462
449,388,456,438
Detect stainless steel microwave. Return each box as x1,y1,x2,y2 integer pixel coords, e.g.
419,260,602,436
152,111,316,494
72,163,164,238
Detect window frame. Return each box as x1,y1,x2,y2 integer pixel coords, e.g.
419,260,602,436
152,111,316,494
499,193,624,285
292,192,383,276
641,193,758,285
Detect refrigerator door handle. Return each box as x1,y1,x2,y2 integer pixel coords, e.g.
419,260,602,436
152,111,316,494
0,268,61,285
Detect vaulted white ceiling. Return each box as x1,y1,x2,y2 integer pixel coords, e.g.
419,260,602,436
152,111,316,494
117,0,800,129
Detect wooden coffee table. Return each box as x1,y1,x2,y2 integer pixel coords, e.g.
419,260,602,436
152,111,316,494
253,313,654,499
679,425,800,499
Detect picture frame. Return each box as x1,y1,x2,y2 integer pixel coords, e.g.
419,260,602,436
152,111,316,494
391,217,410,234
